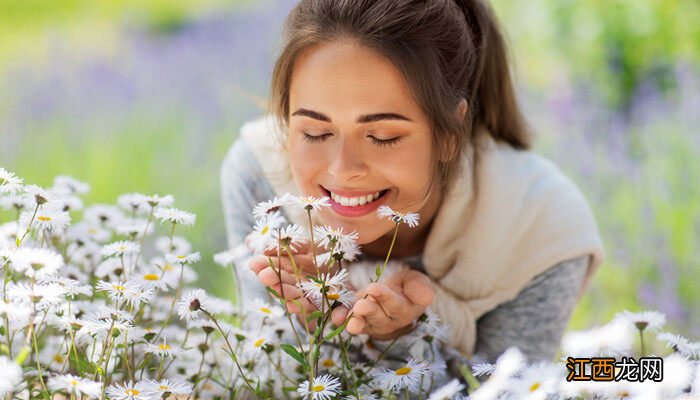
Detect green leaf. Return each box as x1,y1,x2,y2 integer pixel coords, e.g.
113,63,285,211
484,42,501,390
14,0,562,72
68,344,94,375
306,310,323,322
265,286,282,300
322,323,346,342
280,344,310,371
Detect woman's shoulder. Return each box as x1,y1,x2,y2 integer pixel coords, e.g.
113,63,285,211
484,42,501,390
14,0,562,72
477,134,590,206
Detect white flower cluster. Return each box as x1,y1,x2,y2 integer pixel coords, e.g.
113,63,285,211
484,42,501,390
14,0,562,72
1,167,698,400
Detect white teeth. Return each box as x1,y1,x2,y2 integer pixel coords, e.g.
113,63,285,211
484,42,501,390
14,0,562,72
329,190,383,207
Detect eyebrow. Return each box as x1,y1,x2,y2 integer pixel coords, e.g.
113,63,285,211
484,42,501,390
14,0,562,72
291,108,412,124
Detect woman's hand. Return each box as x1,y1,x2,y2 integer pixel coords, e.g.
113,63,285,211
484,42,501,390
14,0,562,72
331,269,435,340
248,241,338,329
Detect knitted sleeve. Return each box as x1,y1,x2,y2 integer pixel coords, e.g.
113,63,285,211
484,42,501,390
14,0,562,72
220,136,277,304
471,254,590,365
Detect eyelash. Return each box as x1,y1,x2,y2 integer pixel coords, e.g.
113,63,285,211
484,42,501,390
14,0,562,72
301,132,402,148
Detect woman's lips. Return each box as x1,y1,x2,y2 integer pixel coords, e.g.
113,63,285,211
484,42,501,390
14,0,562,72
320,186,390,218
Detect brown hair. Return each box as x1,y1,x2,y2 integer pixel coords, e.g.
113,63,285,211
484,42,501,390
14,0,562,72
268,0,531,200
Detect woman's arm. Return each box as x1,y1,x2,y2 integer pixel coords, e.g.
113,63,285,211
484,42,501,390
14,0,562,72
472,254,590,364
220,136,278,304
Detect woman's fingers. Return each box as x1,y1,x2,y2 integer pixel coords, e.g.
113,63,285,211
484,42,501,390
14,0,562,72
249,254,316,276
352,298,391,329
402,271,435,306
366,283,405,316
258,266,296,287
331,306,350,327
263,241,313,257
346,315,366,335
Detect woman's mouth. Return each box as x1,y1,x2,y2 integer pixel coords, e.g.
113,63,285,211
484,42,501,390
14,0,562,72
320,186,390,217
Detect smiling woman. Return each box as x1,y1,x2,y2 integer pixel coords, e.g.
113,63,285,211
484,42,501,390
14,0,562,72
220,0,605,394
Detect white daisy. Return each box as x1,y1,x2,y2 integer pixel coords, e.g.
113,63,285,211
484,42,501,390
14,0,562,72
101,240,141,257
140,379,192,397
105,381,149,400
377,205,420,227
247,298,284,320
164,251,201,265
213,243,249,267
375,359,431,393
117,193,149,214
177,288,210,322
153,207,196,226
615,310,666,332
47,374,102,398
154,235,192,255
144,194,174,208
561,319,634,357
95,280,141,303
268,223,307,252
509,362,562,400
0,168,23,194
471,363,496,377
9,247,64,278
313,225,359,250
19,204,71,232
0,298,32,327
657,332,699,359
315,241,362,267
114,218,152,238
247,213,283,253
40,275,92,298
145,338,183,359
52,175,90,195
6,281,66,309
24,184,56,205
290,194,331,211
427,379,465,400
52,194,84,212
0,194,33,212
0,356,23,396
296,374,342,400
83,204,124,227
253,194,292,219
133,268,175,291
469,347,524,400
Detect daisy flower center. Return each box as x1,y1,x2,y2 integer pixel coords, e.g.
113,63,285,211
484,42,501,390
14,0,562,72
311,384,326,392
54,355,64,363
177,255,186,259
254,338,265,347
395,367,412,376
144,273,160,280
113,285,125,292
322,359,335,367
260,307,271,314
164,264,173,271
38,216,52,221
529,382,541,392
327,293,340,301
126,389,140,395
159,343,171,350
159,385,169,391
261,226,269,235
70,380,78,386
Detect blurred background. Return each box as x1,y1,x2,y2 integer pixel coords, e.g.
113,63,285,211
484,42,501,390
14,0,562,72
1,0,698,338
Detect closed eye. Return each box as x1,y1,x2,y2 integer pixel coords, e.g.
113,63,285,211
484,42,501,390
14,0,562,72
301,132,402,148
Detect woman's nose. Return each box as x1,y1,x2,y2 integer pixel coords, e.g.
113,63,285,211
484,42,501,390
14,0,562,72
327,139,369,182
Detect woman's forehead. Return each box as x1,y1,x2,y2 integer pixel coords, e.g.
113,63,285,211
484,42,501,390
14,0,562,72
289,41,425,123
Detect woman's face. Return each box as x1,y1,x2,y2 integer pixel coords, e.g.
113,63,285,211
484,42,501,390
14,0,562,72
287,40,438,245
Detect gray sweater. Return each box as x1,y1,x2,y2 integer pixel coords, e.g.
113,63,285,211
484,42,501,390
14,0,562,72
220,136,588,368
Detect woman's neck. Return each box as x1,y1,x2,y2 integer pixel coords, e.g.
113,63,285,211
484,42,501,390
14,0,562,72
361,186,442,259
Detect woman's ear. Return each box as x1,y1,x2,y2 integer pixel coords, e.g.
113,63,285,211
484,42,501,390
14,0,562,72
455,98,468,123
437,99,468,163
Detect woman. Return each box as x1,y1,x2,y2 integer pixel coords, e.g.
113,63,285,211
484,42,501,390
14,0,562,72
221,0,605,372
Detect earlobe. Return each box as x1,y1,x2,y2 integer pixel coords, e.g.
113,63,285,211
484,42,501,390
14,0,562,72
456,98,468,123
